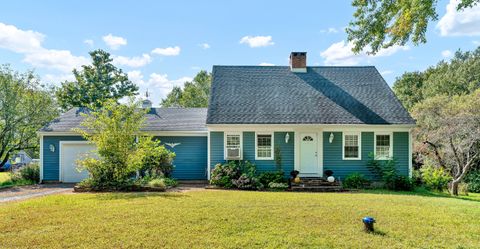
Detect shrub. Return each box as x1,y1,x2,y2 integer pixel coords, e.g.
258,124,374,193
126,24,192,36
162,178,178,187
258,172,285,186
138,137,176,177
366,153,411,191
420,160,452,191
148,178,166,189
210,161,240,188
268,182,288,190
232,174,262,190
343,173,370,189
17,163,40,182
464,170,480,193
391,176,414,191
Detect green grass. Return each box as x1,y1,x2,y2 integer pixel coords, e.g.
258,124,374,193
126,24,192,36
0,172,33,188
1,190,480,248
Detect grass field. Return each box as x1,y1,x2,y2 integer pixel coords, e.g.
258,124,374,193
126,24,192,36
0,172,13,187
1,189,479,248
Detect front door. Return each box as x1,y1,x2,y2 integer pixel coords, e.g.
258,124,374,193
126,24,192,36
300,133,318,174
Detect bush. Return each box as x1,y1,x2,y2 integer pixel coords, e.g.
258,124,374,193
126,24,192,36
210,161,240,188
420,161,452,191
148,178,166,189
268,182,288,190
390,176,414,191
138,138,176,177
343,173,370,189
162,178,178,187
464,170,480,193
232,174,262,190
258,171,285,186
17,163,40,182
366,153,412,191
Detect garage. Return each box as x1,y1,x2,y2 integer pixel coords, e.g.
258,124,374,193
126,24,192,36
60,142,97,183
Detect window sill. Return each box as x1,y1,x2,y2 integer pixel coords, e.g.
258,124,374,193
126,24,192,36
342,157,361,161
255,157,274,161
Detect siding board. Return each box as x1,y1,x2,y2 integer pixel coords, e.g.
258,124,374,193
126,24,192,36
43,136,85,181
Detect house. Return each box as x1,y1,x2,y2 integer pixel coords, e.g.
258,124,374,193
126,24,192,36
38,52,415,183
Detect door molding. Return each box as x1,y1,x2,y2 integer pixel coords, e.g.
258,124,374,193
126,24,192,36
295,131,323,176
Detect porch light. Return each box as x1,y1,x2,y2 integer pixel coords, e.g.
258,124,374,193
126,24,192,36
285,133,290,143
49,144,55,152
329,133,334,143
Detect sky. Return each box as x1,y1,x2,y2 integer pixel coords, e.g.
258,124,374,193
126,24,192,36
0,0,479,105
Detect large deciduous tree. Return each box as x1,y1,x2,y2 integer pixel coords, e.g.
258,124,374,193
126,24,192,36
347,0,479,54
0,66,58,168
56,49,138,110
413,90,480,195
393,48,480,111
161,70,211,107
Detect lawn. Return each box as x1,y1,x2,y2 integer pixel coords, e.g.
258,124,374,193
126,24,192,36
1,190,479,248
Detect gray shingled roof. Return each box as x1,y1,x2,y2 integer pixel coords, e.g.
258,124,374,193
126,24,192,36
40,107,207,133
207,66,415,125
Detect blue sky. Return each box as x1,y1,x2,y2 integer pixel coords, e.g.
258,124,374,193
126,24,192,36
1,0,479,105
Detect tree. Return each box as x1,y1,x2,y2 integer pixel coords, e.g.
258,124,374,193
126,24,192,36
161,70,211,107
0,66,58,168
392,72,425,111
56,50,138,110
347,0,479,54
413,90,480,195
74,99,175,189
74,99,146,186
393,47,480,111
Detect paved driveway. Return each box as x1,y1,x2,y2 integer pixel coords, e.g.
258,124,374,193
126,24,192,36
0,184,73,203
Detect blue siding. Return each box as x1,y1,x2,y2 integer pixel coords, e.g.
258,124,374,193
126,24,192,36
243,132,294,177
42,136,85,181
209,131,294,177
156,136,208,180
323,132,409,179
393,132,410,176
210,132,225,169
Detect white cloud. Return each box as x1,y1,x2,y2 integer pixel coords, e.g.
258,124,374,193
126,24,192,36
199,43,210,49
239,35,274,48
43,73,75,84
320,40,409,66
127,70,192,104
320,27,339,34
113,54,152,68
24,49,89,72
0,22,45,53
102,34,127,50
259,62,275,66
437,0,480,36
473,40,480,45
0,22,89,73
380,70,394,76
442,50,453,58
84,39,94,47
151,46,181,56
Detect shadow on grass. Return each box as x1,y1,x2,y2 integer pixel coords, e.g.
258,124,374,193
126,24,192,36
356,187,480,203
94,192,189,201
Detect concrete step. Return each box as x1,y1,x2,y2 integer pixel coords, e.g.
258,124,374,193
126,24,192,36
290,185,343,192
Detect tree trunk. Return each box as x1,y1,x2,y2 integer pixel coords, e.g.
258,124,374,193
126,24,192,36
449,180,460,196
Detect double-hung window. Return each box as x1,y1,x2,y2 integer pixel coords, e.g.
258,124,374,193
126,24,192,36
225,133,242,160
343,132,361,160
375,132,393,159
255,132,273,160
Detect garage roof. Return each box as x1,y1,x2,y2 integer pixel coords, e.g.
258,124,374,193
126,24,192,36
40,107,208,133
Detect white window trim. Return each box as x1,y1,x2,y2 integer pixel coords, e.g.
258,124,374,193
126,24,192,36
342,132,361,160
224,132,243,160
374,132,393,160
255,132,274,160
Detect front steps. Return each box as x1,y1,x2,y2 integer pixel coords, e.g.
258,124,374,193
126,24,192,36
290,177,343,192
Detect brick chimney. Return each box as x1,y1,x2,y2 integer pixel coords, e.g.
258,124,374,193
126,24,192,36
290,52,307,72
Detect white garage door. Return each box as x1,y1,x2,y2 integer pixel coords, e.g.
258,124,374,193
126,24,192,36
60,142,97,183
